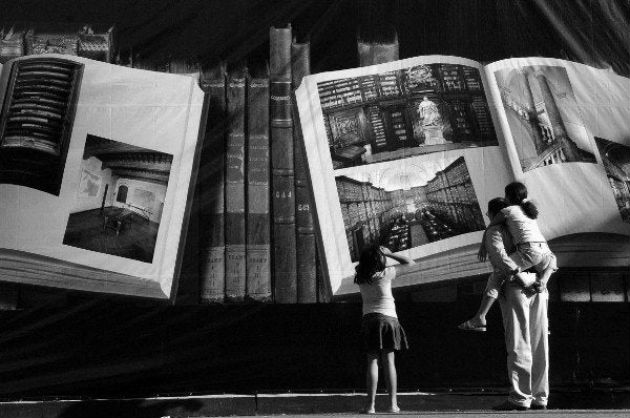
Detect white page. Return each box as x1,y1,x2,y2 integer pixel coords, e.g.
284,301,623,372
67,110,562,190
484,57,630,241
297,55,514,294
0,55,205,297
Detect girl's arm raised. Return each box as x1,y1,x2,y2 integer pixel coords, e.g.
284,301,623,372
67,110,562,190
380,246,416,265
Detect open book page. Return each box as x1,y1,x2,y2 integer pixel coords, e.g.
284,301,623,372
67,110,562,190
0,55,205,298
484,58,630,266
296,55,514,295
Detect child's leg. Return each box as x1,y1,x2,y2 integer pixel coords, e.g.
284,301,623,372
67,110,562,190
459,272,502,330
380,349,399,413
475,294,496,324
535,253,558,290
364,352,379,413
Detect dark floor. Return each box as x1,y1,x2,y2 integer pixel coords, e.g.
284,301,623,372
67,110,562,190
62,207,159,263
1,391,629,418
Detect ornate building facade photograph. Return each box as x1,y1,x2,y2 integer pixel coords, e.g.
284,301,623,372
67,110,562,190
596,136,630,223
495,65,597,172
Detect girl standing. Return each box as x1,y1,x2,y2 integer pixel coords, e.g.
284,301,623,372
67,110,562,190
355,244,415,414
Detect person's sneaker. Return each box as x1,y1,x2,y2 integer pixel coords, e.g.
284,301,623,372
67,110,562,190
530,404,547,410
492,401,529,411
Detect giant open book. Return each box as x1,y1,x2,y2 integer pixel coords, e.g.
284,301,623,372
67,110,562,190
295,55,630,296
0,54,207,299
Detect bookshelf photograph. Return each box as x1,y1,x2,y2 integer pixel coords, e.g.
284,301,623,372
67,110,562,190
595,136,630,224
495,65,597,172
0,57,83,195
335,153,485,262
62,134,173,263
317,63,498,169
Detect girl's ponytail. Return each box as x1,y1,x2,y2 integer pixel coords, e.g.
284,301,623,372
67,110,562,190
520,200,539,219
505,181,538,219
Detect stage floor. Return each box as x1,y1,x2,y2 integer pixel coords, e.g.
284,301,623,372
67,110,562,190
1,390,629,418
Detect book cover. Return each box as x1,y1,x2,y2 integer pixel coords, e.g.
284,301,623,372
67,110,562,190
292,39,317,303
166,57,203,304
199,63,227,304
0,54,208,299
246,64,272,302
224,64,247,302
270,26,297,303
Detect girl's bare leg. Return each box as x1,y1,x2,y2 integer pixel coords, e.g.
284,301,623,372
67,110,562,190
474,294,494,326
364,353,379,413
381,350,400,413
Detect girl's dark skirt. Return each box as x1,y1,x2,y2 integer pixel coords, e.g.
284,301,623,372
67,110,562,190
361,313,409,352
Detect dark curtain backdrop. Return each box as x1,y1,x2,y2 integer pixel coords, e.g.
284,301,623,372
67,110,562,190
0,0,629,400
2,0,629,74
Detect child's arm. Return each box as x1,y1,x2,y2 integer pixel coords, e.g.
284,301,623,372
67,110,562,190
487,209,507,227
478,230,488,262
380,246,416,265
478,210,509,262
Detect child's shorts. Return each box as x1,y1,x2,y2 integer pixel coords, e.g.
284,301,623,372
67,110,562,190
361,313,409,353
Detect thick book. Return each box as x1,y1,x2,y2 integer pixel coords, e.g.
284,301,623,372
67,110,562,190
295,55,630,296
246,64,272,302
224,65,247,302
357,34,400,67
166,57,203,304
0,54,208,299
0,27,26,63
292,39,317,303
198,63,227,304
270,26,297,303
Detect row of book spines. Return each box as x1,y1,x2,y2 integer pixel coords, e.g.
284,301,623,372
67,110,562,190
207,66,273,303
197,25,326,304
197,71,323,304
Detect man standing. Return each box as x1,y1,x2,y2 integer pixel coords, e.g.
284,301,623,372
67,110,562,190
496,262,551,410
484,198,553,411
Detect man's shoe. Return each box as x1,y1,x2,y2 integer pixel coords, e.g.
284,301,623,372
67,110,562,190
492,401,529,411
530,404,547,410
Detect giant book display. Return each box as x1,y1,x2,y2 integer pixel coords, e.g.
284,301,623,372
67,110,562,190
270,26,297,303
295,55,630,297
0,54,208,299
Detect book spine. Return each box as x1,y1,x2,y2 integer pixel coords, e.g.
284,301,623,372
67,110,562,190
357,34,399,66
292,40,317,304
0,29,26,63
225,67,247,302
246,69,272,302
199,65,227,304
270,26,297,303
168,57,201,304
316,247,332,303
